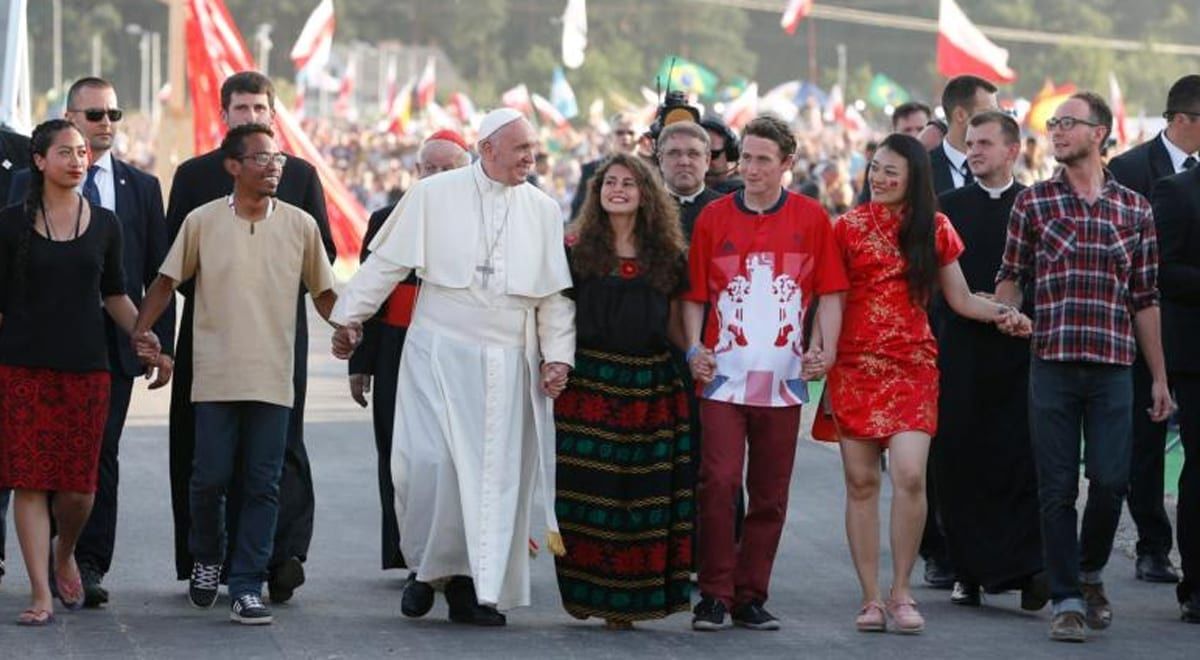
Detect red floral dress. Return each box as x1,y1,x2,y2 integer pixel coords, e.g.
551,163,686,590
813,203,964,443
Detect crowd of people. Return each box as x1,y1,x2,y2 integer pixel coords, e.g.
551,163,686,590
0,67,1197,649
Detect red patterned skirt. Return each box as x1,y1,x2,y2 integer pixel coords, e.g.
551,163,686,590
0,365,110,493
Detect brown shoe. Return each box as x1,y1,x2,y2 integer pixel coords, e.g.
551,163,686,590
1080,583,1112,629
1049,611,1086,642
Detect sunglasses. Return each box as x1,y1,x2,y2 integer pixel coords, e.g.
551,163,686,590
71,108,123,123
1045,116,1101,131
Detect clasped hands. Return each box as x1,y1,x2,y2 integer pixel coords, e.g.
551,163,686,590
131,329,172,389
541,362,569,399
331,321,363,359
994,305,1033,338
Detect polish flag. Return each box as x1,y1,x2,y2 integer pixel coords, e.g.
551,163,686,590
502,84,533,116
448,91,476,123
780,0,813,35
722,82,759,131
290,0,335,73
936,0,1016,84
1109,72,1128,146
532,93,568,128
333,61,356,121
415,56,436,109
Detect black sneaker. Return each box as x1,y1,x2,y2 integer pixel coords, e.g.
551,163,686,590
79,561,109,608
731,601,781,630
692,595,732,631
188,561,222,609
950,581,981,607
923,558,955,589
230,593,273,625
268,556,306,604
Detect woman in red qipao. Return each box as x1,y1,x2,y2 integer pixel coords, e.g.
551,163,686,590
810,134,1030,634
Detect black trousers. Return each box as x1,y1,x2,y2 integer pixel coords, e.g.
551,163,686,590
1177,374,1200,602
170,295,315,580
1130,354,1173,557
370,325,405,570
919,463,949,566
74,373,135,573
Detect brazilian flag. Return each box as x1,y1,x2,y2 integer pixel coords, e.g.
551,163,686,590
866,73,910,109
655,56,720,98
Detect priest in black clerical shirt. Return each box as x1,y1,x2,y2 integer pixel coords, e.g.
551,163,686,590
932,111,1048,609
657,121,724,240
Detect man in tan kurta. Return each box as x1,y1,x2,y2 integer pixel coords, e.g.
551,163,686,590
331,109,575,625
134,124,336,626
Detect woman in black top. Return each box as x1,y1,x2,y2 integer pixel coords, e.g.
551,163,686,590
0,120,157,625
553,153,694,629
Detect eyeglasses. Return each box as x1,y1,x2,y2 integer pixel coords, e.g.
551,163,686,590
240,152,287,167
662,148,706,161
1045,116,1101,131
613,129,637,137
711,149,726,160
70,108,123,123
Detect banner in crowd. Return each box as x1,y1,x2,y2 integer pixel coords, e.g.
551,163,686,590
186,0,367,265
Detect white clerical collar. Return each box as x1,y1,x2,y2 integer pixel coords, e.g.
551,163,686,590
670,185,706,204
978,178,1015,199
473,160,512,194
942,138,968,171
226,194,276,219
1160,131,1198,174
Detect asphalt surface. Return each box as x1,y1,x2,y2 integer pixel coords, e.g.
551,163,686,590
1,312,1196,659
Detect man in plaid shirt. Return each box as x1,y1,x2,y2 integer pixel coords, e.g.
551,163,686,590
996,92,1175,643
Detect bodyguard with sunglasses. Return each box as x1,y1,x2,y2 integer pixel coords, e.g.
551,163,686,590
1,77,174,607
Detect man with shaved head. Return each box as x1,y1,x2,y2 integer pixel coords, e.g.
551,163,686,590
331,110,575,626
346,130,469,597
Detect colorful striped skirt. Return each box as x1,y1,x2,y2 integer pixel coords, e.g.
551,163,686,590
552,348,694,622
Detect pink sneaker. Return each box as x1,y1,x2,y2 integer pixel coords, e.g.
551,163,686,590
855,600,886,632
886,594,925,634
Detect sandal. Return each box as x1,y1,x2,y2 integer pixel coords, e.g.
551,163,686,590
886,593,925,634
17,608,55,626
855,600,886,632
55,568,85,611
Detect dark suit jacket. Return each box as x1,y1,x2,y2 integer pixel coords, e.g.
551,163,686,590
0,129,30,203
569,158,601,221
165,149,335,261
929,143,958,196
7,159,175,376
1151,167,1200,374
1108,132,1175,199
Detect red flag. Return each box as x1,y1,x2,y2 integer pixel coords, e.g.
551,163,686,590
333,61,356,121
1109,72,1128,146
290,0,335,73
185,0,366,264
415,56,436,109
936,0,1016,84
780,0,812,35
531,93,568,128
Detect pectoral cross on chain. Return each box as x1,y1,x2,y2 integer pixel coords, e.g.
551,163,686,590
476,261,495,289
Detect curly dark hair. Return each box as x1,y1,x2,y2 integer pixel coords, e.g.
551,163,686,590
13,119,85,300
567,153,685,295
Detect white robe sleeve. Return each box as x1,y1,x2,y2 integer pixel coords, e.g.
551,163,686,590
535,292,576,367
330,252,413,326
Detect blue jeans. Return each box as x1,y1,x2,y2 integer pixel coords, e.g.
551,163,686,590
190,401,289,598
1029,358,1132,614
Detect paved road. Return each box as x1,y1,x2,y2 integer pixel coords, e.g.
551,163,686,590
2,313,1196,658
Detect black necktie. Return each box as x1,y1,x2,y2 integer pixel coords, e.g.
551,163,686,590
1184,156,1198,171
960,162,975,186
82,165,101,207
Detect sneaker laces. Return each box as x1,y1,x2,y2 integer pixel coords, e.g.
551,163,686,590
192,562,221,591
236,594,265,611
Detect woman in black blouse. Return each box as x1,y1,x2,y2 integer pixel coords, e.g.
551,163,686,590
553,153,693,629
0,120,157,625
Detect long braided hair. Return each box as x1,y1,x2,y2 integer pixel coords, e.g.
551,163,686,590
13,119,84,300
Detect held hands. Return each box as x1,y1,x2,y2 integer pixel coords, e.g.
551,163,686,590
1148,380,1176,423
331,322,363,360
687,345,717,384
132,330,161,364
541,362,569,399
801,345,833,380
146,354,174,390
995,305,1033,338
349,373,372,408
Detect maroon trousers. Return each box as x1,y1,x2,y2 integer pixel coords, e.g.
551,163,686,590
697,400,801,608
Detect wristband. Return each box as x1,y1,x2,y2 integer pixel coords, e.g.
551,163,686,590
686,344,703,362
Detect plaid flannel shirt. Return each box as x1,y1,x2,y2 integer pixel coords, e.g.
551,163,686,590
996,169,1158,365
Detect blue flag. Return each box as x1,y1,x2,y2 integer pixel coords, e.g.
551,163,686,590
551,67,579,120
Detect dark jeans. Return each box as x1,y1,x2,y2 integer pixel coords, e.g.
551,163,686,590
1177,375,1200,602
190,401,289,598
1129,354,1173,557
75,374,135,574
1029,358,1132,613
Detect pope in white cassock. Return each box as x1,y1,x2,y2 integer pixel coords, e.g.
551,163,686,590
330,109,575,625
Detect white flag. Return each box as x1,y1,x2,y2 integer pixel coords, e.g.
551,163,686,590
0,0,32,134
561,0,587,69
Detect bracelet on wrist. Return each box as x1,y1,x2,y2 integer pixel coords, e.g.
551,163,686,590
686,344,703,362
